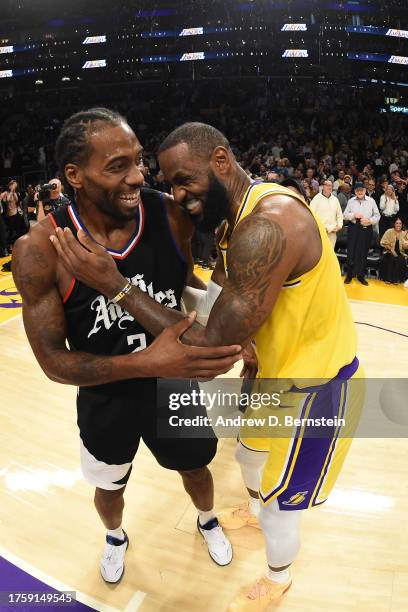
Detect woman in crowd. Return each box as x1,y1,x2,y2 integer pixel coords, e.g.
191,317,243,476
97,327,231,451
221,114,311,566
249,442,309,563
379,184,399,237
379,218,408,284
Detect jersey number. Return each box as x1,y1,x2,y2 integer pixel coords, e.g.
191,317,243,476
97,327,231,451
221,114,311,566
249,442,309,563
127,333,147,353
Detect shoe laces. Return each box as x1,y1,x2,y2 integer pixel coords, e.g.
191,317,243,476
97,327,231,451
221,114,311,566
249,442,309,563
201,524,229,548
103,541,125,565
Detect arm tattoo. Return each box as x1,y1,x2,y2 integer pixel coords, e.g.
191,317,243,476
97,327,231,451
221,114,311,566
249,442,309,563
203,214,287,345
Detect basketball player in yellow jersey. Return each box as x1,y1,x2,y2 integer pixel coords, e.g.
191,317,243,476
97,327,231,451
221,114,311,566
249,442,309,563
51,123,363,611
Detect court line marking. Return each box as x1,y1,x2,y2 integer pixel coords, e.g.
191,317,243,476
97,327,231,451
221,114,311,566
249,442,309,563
0,545,146,612
0,312,21,327
123,592,146,611
349,298,408,310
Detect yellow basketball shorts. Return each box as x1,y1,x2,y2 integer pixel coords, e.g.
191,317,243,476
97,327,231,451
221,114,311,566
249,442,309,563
240,360,364,510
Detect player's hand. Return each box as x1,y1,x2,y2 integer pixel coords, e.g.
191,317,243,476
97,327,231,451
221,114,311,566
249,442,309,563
361,217,371,226
142,313,242,379
354,212,363,220
50,227,124,297
240,342,258,379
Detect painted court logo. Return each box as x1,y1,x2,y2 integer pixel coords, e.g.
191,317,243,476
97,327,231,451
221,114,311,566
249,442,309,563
0,288,22,309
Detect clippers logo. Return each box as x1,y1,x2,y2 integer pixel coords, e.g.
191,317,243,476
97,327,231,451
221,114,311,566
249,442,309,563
0,46,13,54
282,491,309,506
180,52,205,61
82,59,107,69
386,29,408,39
388,55,408,65
83,35,107,44
179,27,204,36
281,24,307,31
282,49,309,58
0,70,13,78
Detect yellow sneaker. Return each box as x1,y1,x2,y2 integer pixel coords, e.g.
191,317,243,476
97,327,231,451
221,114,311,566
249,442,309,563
218,501,261,530
228,575,292,611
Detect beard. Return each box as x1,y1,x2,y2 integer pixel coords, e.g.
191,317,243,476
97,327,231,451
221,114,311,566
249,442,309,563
192,172,230,233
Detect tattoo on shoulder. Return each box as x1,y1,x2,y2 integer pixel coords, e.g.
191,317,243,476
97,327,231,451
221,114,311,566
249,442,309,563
211,215,287,337
228,214,286,298
12,244,50,294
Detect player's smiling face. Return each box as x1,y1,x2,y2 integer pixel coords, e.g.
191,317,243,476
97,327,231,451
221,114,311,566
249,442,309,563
67,122,145,222
159,142,230,232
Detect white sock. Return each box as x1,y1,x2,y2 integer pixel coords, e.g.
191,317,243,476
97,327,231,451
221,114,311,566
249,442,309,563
248,496,260,517
107,525,125,541
266,567,291,584
198,508,216,527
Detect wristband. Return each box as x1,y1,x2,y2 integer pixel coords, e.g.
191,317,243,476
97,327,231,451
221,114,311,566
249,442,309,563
111,281,133,304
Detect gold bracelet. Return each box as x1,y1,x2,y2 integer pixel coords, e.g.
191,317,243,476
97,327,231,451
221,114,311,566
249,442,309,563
111,281,133,304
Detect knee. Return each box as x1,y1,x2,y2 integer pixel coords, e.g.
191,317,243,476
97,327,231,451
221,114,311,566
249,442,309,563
235,442,267,469
178,467,208,482
94,486,125,504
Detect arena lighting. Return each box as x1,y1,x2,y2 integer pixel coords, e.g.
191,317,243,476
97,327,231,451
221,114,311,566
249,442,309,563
281,24,307,31
179,27,203,36
0,46,13,54
282,49,309,58
389,106,408,113
82,59,106,68
83,35,107,44
35,79,44,85
348,52,408,65
0,70,13,78
180,52,205,61
347,26,408,39
142,26,233,38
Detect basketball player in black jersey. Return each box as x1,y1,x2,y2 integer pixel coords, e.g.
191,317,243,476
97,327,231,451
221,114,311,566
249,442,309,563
12,109,242,583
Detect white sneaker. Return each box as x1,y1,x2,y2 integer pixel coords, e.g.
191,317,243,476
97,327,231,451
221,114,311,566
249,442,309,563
197,517,233,566
100,531,129,583
404,280,408,288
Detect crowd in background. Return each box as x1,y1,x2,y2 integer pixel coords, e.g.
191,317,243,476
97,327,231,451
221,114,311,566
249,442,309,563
1,79,408,283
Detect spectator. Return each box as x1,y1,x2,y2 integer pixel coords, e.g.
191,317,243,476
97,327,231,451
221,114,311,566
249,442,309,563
395,179,408,227
310,180,343,248
337,183,352,212
343,181,381,285
302,178,318,202
2,180,26,248
37,178,70,221
366,178,377,201
0,194,8,257
379,184,399,237
22,184,37,227
379,218,408,284
305,167,319,192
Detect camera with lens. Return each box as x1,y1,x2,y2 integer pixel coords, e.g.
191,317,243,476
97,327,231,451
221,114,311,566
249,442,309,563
38,182,57,204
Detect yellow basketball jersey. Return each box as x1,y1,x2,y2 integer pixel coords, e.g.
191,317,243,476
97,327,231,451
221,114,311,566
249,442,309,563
219,182,357,379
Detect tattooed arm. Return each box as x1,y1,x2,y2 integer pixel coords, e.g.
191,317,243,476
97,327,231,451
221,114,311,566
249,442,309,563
13,227,241,384
51,201,303,347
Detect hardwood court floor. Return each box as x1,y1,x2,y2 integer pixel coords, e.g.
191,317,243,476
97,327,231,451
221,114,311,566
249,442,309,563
1,265,408,611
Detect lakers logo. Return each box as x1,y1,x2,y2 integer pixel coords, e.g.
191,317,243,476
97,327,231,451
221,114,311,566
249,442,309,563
282,491,309,506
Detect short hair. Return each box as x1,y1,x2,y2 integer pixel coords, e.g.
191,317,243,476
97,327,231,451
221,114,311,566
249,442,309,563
158,122,230,160
55,107,126,194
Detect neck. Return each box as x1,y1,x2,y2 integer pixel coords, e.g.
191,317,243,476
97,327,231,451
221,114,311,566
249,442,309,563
75,195,135,238
226,165,252,226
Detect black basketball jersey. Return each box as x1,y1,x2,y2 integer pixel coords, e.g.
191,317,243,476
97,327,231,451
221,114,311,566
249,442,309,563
50,188,188,459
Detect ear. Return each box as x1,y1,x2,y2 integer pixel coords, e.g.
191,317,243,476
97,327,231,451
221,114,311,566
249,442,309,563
65,163,83,192
210,146,231,176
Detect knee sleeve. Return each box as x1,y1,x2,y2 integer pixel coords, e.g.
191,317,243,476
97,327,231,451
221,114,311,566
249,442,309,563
234,442,268,492
259,500,301,568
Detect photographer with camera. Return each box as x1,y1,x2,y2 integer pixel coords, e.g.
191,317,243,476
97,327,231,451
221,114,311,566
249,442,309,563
36,178,70,221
